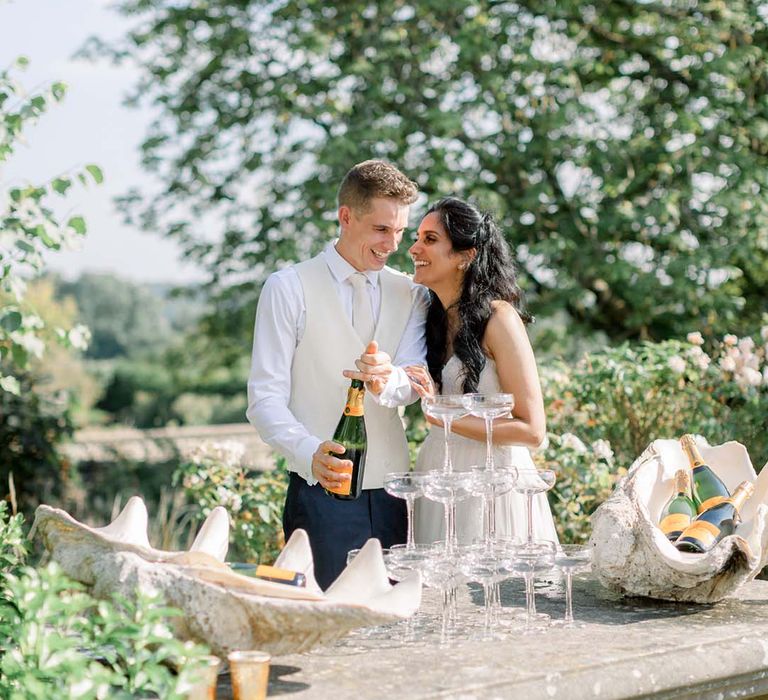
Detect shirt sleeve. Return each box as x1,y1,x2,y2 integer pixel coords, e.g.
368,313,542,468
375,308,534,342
245,270,320,485
373,282,430,407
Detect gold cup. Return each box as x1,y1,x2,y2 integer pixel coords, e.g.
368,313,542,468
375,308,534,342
228,650,271,700
186,654,221,700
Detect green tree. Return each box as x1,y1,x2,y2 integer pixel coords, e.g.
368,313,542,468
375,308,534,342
90,0,768,354
58,273,173,360
1,57,101,510
0,57,100,392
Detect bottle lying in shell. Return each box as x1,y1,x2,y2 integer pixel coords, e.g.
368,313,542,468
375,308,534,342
229,563,307,587
680,434,730,513
675,480,754,554
325,379,367,500
658,469,697,542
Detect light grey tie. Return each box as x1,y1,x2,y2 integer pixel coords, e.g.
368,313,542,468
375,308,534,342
349,272,375,344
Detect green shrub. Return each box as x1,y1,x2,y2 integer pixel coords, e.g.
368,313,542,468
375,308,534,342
0,504,211,700
174,442,287,563
0,369,75,514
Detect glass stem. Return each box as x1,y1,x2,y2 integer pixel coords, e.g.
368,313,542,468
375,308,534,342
443,416,454,473
488,495,496,543
525,572,536,627
443,503,452,555
526,492,534,546
485,415,494,470
449,501,457,550
564,572,574,625
441,588,450,644
405,495,415,550
483,582,492,634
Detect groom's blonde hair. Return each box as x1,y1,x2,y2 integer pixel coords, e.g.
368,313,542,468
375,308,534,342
338,160,419,214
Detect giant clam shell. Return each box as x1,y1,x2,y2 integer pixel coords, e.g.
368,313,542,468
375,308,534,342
590,438,768,603
32,497,421,655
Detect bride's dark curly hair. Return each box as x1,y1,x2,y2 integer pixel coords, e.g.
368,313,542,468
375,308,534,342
425,197,531,393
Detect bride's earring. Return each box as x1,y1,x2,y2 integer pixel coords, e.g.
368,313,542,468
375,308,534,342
458,262,467,271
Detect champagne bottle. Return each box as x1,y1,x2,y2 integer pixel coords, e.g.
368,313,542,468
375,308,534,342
325,379,367,500
680,434,729,513
229,563,307,587
676,480,754,553
658,469,697,542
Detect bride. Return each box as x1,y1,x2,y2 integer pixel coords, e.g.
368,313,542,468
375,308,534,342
404,197,559,545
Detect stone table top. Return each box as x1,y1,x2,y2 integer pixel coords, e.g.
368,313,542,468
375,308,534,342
216,576,768,699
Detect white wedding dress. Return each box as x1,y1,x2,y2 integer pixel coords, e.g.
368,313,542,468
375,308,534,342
414,355,560,545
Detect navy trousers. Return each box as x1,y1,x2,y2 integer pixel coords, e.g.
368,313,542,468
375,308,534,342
283,471,407,590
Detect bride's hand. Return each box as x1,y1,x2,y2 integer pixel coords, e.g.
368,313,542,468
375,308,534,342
405,364,436,399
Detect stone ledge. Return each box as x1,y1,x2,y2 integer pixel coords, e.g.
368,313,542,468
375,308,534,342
216,578,768,699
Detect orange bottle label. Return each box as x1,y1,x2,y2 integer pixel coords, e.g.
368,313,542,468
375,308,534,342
660,513,691,535
326,464,353,495
698,496,726,513
680,520,720,547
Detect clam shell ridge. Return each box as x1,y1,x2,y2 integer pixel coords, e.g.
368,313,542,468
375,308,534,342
32,497,422,655
590,438,768,603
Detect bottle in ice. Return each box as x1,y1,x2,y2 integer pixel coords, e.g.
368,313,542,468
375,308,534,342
325,379,367,500
680,434,729,513
658,469,697,542
675,480,754,553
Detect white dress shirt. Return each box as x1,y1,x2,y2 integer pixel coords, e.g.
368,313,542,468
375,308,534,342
247,241,429,484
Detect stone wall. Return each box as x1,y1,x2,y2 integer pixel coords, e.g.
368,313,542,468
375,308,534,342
62,423,275,470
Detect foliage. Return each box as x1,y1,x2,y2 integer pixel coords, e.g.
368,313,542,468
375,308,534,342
174,441,287,563
0,57,99,511
0,505,211,700
57,274,174,360
95,352,248,428
536,434,623,544
0,57,97,395
89,0,768,356
0,368,75,514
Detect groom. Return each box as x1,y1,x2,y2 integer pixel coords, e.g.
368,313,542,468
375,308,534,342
246,160,428,589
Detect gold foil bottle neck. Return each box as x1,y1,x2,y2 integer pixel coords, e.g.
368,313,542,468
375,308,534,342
680,434,705,468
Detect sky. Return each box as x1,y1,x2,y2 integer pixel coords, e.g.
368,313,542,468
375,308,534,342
1,0,205,284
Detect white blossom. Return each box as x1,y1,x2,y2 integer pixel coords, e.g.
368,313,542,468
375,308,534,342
695,353,711,371
723,334,738,346
667,355,686,373
720,356,736,372
591,439,614,462
561,432,587,453
741,367,763,387
738,337,755,353
686,331,704,345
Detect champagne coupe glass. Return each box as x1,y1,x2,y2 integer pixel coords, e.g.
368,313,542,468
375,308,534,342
383,471,426,552
458,543,514,640
421,395,471,473
420,551,462,646
465,393,514,472
514,468,557,550
509,540,556,633
553,544,592,628
467,465,518,550
423,470,475,555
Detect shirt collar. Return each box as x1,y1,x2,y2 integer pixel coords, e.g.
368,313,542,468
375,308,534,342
323,240,380,288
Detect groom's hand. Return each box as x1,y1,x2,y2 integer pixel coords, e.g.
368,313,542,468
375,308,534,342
342,340,392,395
311,441,352,491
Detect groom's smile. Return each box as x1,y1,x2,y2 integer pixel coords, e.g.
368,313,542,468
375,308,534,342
336,196,409,272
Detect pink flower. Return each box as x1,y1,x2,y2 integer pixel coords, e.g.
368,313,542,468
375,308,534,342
723,334,738,346
667,356,686,373
686,331,704,345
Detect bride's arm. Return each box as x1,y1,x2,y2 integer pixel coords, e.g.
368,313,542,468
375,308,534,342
449,302,546,448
